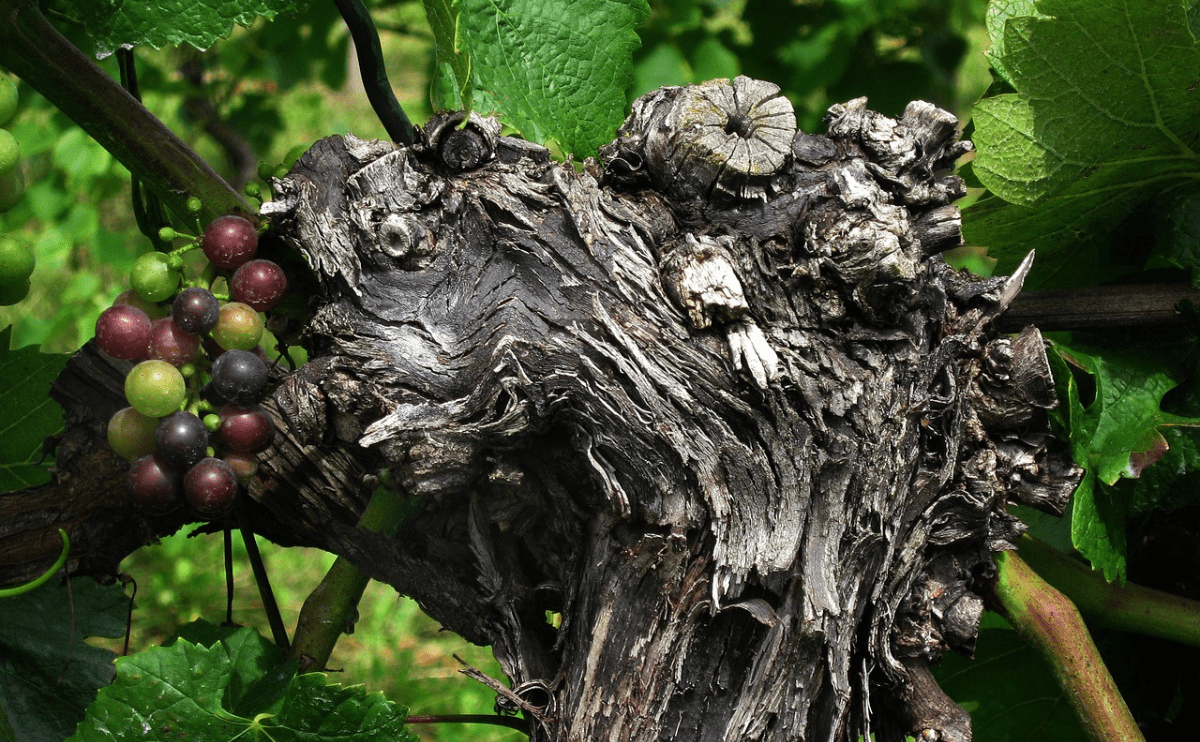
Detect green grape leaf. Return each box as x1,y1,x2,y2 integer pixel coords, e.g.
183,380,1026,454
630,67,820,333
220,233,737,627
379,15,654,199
0,326,69,491
932,628,1088,742
984,0,1046,85
1128,426,1200,516
1147,192,1200,288
1051,344,1200,580
426,0,650,158
965,0,1200,287
75,0,311,56
69,625,417,742
0,579,129,742
425,0,472,112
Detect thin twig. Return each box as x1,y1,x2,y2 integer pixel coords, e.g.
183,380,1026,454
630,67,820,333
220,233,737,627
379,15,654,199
405,714,530,733
333,0,416,144
998,283,1200,332
223,520,234,626
235,501,290,652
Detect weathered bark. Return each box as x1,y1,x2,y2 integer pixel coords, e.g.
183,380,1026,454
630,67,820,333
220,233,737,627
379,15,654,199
2,78,1081,741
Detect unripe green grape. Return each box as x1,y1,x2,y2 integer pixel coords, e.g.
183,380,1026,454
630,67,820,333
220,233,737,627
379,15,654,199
211,302,264,350
0,75,17,128
187,196,202,214
0,278,29,306
107,406,159,460
158,226,177,242
257,163,274,182
283,144,308,166
203,413,221,432
0,164,24,212
130,252,180,302
244,182,261,198
0,236,35,284
125,359,187,417
0,130,18,176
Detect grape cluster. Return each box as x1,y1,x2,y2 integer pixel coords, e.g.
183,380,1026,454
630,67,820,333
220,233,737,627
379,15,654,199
101,212,288,519
0,72,33,307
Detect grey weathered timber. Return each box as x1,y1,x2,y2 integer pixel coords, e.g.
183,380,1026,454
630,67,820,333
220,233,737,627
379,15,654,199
0,77,1081,742
257,77,1079,741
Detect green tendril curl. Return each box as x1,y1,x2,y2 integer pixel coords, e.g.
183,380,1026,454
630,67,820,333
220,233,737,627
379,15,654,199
0,529,69,598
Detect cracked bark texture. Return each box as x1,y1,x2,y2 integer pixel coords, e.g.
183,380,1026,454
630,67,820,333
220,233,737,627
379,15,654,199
0,77,1081,742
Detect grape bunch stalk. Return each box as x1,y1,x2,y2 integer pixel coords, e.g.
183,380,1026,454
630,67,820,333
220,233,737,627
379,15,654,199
0,72,34,307
100,211,289,519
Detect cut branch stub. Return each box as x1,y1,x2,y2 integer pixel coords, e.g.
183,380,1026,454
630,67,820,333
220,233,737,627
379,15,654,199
601,75,797,203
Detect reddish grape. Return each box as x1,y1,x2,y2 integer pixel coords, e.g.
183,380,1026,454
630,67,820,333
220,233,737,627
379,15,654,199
155,411,209,467
129,453,182,515
148,317,201,366
231,259,288,311
210,349,269,404
114,288,167,319
202,215,258,269
223,452,259,482
95,304,151,360
184,457,238,518
211,302,264,350
107,407,158,460
172,287,220,335
217,404,275,453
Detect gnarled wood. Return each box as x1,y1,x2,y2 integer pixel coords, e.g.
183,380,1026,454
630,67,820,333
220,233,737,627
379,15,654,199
2,77,1080,742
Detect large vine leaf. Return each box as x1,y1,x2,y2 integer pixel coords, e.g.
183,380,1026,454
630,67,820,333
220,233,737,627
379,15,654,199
69,624,417,742
425,0,650,158
0,326,68,492
75,0,310,56
933,627,1088,742
1050,344,1200,581
964,0,1200,287
0,579,129,742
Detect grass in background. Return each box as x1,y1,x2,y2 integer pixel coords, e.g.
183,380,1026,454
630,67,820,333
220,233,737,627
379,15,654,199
105,529,523,742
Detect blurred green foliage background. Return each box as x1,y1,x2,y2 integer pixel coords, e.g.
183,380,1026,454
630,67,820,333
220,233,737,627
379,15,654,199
1,2,995,740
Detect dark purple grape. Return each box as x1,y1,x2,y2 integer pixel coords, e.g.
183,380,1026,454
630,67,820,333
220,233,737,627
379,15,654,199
184,457,238,518
148,317,201,366
201,215,258,269
200,381,230,406
210,349,268,404
231,259,288,311
217,404,275,453
172,287,220,335
95,304,151,360
128,453,182,515
155,411,209,467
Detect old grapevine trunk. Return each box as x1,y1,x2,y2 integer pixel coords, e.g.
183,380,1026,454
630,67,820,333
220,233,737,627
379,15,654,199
257,78,1078,741
0,77,1080,741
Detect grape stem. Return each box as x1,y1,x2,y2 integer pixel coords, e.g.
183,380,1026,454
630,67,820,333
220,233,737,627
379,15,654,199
992,549,1145,742
288,485,407,673
0,0,252,225
1015,535,1200,648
